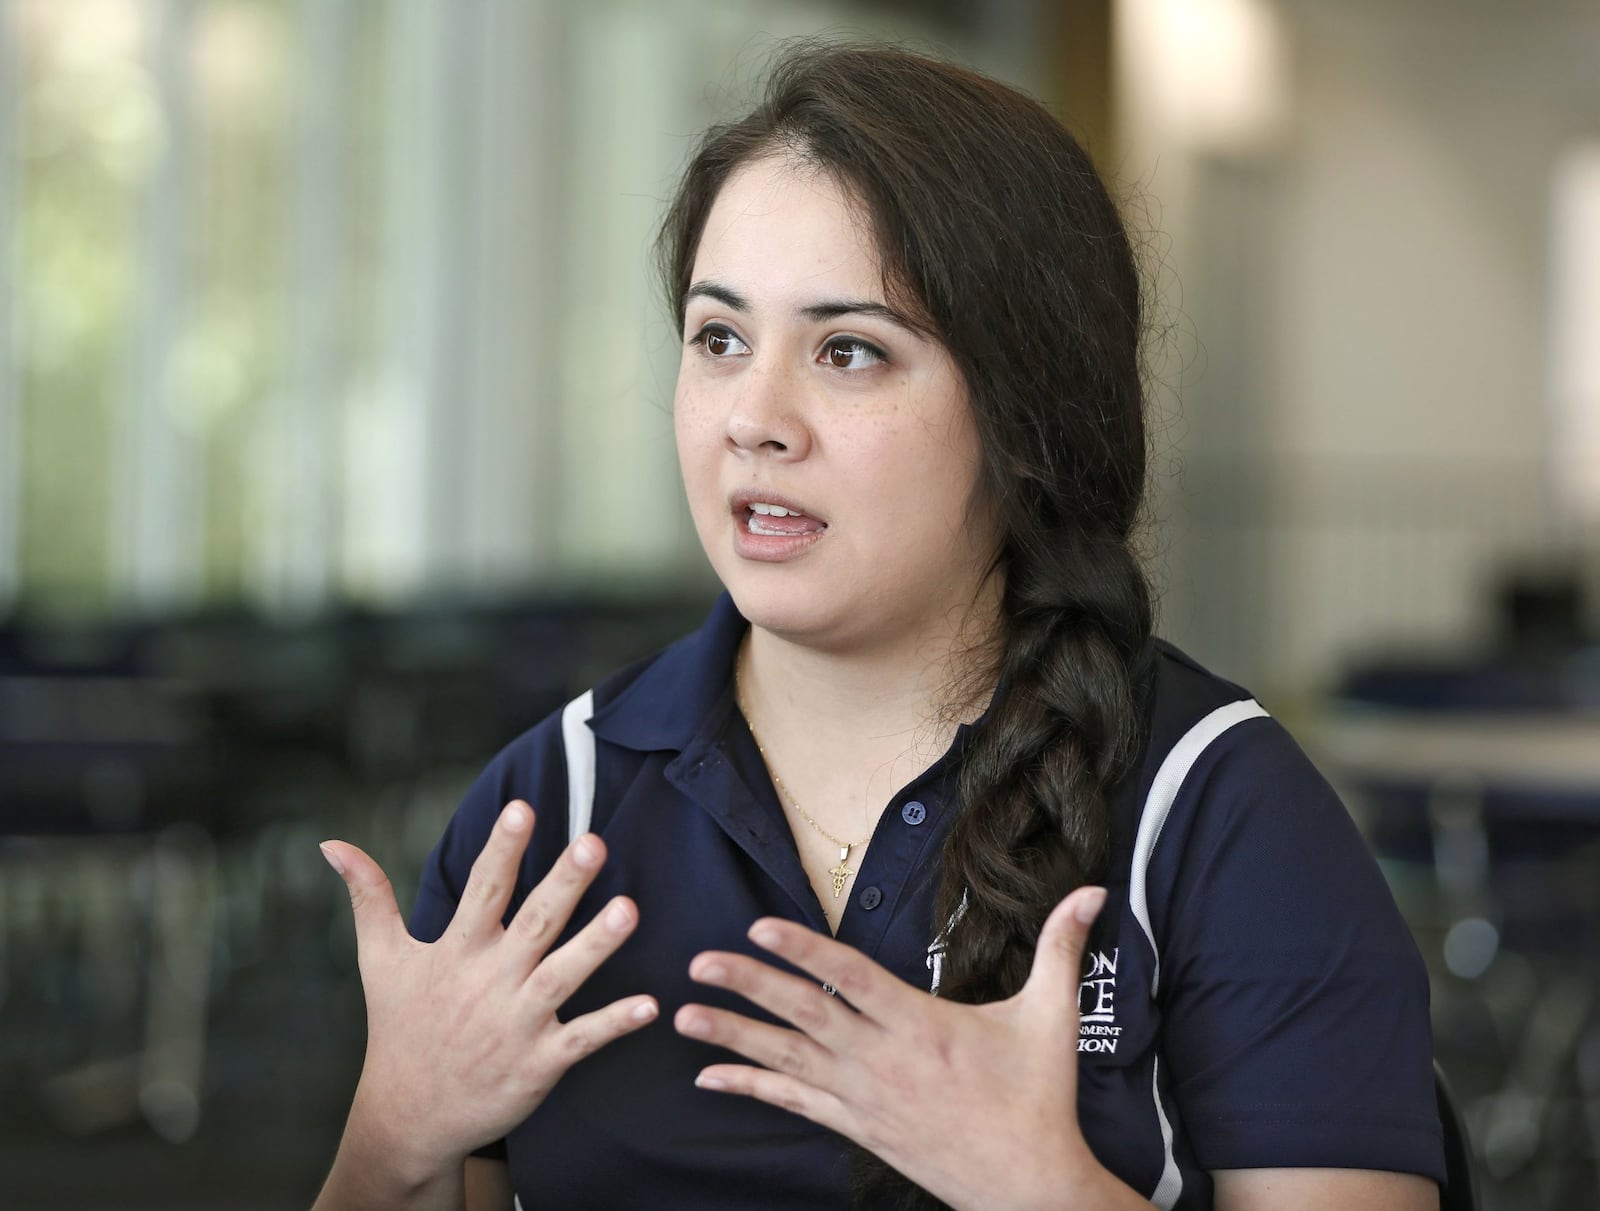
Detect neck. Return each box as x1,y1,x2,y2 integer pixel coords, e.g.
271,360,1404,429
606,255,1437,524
738,590,1003,771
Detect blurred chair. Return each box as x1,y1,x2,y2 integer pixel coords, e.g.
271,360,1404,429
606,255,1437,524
0,630,219,1143
1315,641,1600,1208
0,590,716,1166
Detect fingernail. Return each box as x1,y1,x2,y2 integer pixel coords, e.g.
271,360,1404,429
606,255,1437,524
1074,887,1107,924
679,1015,710,1038
502,803,528,831
319,843,345,876
574,836,601,868
696,962,727,984
605,902,632,932
749,924,780,950
695,1073,726,1091
631,999,658,1023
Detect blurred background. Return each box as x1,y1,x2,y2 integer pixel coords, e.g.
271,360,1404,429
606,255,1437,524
0,0,1597,1207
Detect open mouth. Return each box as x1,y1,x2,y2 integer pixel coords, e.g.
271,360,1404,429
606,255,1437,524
743,501,828,538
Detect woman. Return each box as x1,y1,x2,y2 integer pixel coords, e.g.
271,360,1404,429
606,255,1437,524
313,43,1444,1211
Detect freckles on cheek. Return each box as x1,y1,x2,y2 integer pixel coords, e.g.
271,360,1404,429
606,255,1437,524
673,396,714,456
674,380,718,432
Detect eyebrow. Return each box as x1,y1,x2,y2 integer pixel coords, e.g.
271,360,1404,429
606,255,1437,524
683,279,925,337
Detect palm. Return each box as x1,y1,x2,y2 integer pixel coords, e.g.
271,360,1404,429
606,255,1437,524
322,802,658,1169
672,887,1107,1210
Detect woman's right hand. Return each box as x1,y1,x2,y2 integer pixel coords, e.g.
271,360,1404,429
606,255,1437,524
319,801,657,1188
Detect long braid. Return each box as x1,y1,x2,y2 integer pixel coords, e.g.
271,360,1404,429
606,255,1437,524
938,539,1153,1005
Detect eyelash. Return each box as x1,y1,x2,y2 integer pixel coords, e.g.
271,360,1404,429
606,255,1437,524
687,324,888,371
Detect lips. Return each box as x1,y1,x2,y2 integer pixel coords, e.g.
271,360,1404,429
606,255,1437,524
727,489,828,561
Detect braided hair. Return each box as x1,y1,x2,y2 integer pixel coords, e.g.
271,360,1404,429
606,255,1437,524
657,41,1154,1207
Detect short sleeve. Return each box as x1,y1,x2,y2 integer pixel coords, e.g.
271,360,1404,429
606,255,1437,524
1154,719,1445,1181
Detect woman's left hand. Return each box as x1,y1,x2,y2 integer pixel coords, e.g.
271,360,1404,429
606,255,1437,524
674,885,1145,1211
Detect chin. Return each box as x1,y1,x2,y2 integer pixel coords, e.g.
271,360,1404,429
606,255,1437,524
724,578,844,643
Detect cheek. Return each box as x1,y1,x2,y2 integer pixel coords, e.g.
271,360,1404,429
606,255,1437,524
673,381,707,457
870,414,981,513
674,386,722,505
901,418,990,550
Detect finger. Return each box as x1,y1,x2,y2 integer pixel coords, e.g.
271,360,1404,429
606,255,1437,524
674,1003,838,1091
504,831,609,971
320,840,406,967
450,801,537,944
685,950,872,1051
692,1062,852,1135
520,894,640,1010
542,993,659,1074
1020,885,1106,1029
744,919,911,1023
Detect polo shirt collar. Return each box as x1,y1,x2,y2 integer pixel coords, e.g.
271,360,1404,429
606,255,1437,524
588,591,747,752
587,591,1047,757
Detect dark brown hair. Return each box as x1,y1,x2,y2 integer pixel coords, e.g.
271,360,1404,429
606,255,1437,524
658,41,1154,1207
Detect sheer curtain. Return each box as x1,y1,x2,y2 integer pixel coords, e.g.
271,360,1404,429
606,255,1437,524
1550,142,1600,538
0,0,16,609
1,0,1015,621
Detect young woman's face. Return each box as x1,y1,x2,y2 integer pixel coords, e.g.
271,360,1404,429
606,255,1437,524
674,155,999,652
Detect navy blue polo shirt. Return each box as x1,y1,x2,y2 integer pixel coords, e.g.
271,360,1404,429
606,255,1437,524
410,594,1444,1209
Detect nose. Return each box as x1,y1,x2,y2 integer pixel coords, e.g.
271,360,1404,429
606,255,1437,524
724,360,812,460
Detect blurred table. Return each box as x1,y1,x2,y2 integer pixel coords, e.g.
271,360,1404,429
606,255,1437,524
1313,710,1600,802
1311,704,1600,1202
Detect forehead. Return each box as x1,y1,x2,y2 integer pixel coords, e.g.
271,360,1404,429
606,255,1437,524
690,154,885,294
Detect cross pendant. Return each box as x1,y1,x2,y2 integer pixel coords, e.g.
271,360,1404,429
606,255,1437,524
829,845,852,898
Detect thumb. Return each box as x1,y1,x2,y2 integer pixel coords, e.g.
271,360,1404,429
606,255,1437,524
321,840,406,966
1020,885,1107,1027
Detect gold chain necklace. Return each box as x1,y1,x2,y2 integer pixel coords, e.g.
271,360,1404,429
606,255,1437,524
735,664,871,899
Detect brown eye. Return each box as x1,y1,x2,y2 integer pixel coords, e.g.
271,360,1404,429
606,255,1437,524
695,326,747,357
822,338,886,371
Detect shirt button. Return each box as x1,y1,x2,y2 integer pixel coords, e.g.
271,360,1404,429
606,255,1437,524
901,800,927,825
860,885,883,910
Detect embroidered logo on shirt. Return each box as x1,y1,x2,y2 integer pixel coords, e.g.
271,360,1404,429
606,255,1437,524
1077,948,1121,1053
925,891,970,996
925,934,947,995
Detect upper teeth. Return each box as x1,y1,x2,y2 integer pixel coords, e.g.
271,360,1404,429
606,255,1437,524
750,502,799,517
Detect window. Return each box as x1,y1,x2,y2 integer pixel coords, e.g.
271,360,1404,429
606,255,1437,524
1550,140,1600,530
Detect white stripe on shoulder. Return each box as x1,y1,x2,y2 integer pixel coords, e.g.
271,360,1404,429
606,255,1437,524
561,688,598,845
1129,697,1268,997
514,1197,524,1211
1131,698,1265,1211
1149,1055,1183,1210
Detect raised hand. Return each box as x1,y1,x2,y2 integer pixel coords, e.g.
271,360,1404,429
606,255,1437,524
320,801,658,1188
673,886,1148,1211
